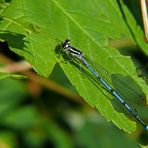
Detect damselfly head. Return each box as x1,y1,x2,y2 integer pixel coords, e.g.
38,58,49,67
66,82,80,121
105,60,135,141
61,39,71,49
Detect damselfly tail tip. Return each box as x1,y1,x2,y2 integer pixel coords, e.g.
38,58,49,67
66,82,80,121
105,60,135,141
145,125,148,131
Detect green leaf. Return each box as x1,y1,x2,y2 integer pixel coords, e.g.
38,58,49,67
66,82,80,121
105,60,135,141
118,0,148,56
0,0,148,133
2,105,41,129
0,78,28,115
0,131,17,148
45,119,73,148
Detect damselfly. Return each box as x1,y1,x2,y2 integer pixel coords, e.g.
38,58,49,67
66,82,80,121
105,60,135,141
59,39,148,130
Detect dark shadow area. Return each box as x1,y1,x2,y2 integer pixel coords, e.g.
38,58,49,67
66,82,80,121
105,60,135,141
50,63,78,94
0,0,12,3
0,41,21,61
110,74,147,120
4,0,12,3
116,0,148,85
0,30,33,58
0,17,3,22
119,0,143,27
119,47,148,67
0,30,28,49
118,46,148,84
139,131,148,145
112,74,146,105
117,0,143,41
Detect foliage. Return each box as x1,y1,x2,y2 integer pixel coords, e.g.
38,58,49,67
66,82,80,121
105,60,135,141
0,0,148,147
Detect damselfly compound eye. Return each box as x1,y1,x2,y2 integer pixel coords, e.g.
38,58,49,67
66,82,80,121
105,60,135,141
61,39,71,49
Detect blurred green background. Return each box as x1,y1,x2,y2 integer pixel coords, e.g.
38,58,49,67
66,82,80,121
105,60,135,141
0,56,147,148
